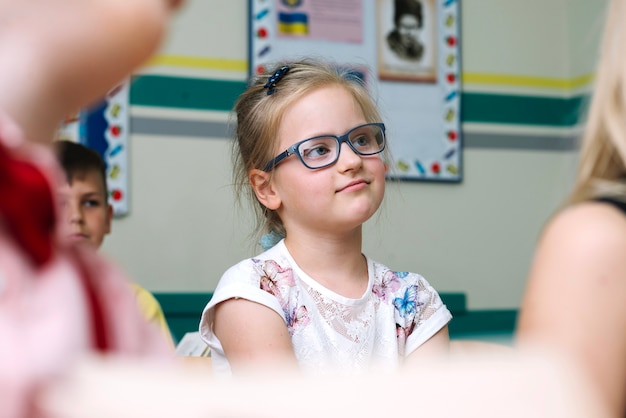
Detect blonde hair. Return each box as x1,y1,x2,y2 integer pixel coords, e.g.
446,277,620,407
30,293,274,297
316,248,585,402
569,0,626,204
232,59,385,239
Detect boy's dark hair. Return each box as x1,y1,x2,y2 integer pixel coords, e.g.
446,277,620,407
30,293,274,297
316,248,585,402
54,140,108,197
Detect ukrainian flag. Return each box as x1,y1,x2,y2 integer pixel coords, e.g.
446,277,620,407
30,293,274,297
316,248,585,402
278,12,308,35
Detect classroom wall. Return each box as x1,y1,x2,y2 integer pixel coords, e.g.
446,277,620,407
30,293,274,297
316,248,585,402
101,0,607,310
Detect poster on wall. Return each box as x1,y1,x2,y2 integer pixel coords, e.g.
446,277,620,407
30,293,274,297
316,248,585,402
249,0,462,182
56,81,130,216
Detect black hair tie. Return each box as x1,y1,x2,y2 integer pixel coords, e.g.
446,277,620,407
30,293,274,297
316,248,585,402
264,65,290,95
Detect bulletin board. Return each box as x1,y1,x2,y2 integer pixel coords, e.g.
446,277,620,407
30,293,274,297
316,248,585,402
249,0,462,182
56,81,130,216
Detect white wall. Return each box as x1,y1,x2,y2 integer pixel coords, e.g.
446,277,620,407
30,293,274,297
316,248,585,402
102,0,603,309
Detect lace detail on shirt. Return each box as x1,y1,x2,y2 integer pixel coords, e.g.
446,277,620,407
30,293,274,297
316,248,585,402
303,283,377,343
413,279,444,324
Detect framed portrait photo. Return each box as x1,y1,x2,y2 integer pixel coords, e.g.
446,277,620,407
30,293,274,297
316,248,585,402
377,0,437,83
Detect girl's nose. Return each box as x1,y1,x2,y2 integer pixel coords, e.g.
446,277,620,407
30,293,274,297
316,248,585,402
336,142,363,172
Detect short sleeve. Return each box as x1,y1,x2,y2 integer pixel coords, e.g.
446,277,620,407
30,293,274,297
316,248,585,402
199,259,287,343
404,275,452,355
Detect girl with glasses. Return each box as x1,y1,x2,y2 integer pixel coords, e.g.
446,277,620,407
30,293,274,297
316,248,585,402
200,59,451,375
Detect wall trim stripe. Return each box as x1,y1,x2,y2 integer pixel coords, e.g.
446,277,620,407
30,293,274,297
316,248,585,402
147,55,247,72
463,72,594,91
130,75,247,112
462,92,588,127
130,105,232,122
464,132,579,151
463,122,585,137
131,116,231,138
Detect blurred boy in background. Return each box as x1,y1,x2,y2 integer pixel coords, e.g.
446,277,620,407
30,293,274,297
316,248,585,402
55,139,175,349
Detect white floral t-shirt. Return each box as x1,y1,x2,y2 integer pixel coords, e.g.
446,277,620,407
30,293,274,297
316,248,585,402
200,240,452,375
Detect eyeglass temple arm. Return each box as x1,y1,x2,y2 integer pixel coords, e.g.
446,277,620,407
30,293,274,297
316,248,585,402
262,145,297,172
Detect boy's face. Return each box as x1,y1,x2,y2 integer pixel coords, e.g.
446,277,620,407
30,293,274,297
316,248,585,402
58,169,112,249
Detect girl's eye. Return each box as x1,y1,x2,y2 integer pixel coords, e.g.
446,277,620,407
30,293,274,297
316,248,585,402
352,135,370,147
300,138,335,160
306,145,331,157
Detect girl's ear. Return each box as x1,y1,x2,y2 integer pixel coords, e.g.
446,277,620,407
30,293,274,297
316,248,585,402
249,169,281,210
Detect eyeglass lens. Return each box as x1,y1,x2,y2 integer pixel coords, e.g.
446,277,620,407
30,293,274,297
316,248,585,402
297,124,384,169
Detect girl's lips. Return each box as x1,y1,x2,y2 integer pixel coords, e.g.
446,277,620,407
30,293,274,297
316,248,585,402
337,179,368,193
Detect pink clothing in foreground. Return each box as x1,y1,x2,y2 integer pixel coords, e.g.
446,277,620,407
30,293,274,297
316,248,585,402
0,112,173,418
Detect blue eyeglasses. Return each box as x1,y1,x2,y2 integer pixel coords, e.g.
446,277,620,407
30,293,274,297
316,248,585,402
263,123,386,172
